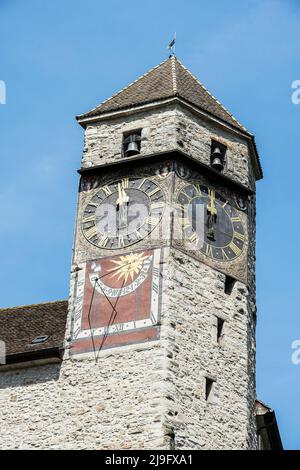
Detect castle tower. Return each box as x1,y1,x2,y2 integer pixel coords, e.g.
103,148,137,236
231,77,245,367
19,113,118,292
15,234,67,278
64,57,262,450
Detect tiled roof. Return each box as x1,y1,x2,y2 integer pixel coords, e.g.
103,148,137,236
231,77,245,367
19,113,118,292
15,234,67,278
0,300,68,359
77,57,247,133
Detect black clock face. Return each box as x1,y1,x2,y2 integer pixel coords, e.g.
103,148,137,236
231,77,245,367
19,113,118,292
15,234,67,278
81,177,165,249
176,183,246,262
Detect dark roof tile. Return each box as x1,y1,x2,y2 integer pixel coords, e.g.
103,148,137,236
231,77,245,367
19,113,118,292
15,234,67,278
77,57,246,133
0,300,68,357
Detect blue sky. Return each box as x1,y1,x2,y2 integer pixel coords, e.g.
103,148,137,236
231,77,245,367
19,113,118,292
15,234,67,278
0,0,299,449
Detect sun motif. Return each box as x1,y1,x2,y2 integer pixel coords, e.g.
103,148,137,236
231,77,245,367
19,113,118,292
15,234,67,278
108,252,149,283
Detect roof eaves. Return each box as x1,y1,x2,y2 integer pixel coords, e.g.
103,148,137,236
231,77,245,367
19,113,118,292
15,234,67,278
0,299,68,314
76,95,177,124
175,57,247,133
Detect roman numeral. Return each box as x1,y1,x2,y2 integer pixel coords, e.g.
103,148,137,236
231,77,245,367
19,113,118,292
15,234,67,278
153,267,159,278
193,184,202,196
150,313,157,325
222,201,228,209
234,231,245,242
189,233,199,244
221,249,229,261
151,202,165,211
135,230,142,240
231,216,241,223
114,323,124,333
98,235,109,247
138,178,146,189
152,282,159,294
121,178,129,189
82,215,96,224
178,217,190,228
148,187,160,197
145,216,159,226
118,235,125,247
206,244,213,258
84,225,98,240
182,191,192,201
229,241,242,256
176,203,186,214
102,185,112,196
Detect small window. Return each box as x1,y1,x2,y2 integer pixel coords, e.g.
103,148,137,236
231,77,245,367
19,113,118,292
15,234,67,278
224,275,235,295
123,130,142,157
31,335,49,345
211,140,227,172
217,317,225,345
205,377,215,402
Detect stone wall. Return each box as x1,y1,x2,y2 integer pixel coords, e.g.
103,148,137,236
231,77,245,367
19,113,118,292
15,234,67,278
0,245,257,450
161,248,257,450
81,103,255,190
0,99,258,450
0,345,167,450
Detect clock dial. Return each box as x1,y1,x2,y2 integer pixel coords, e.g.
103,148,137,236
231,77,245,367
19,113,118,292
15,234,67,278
81,177,165,249
176,183,246,262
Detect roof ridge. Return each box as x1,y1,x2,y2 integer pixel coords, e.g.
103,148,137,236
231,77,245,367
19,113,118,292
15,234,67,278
77,57,171,120
174,57,247,132
171,56,177,94
0,299,68,313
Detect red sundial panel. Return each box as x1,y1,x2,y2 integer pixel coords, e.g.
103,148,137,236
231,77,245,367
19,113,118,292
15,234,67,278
71,248,166,356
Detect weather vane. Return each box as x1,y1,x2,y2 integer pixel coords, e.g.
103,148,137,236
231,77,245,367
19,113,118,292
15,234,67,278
167,33,176,57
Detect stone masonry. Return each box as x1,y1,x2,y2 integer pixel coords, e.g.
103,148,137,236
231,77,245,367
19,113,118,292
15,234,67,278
0,58,259,450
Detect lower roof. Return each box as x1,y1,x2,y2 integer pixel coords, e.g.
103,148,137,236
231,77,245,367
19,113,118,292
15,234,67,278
0,300,68,359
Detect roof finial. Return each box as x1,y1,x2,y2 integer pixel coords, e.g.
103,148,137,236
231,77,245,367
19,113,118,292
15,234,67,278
167,32,176,58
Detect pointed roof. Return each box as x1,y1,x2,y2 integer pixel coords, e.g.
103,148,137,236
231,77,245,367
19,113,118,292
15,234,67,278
76,57,246,133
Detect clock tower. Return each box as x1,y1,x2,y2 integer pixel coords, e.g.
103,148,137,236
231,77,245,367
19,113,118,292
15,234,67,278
65,57,262,449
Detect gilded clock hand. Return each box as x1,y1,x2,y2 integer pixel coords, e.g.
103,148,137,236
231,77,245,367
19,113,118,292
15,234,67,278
116,183,130,228
207,189,217,217
207,189,217,241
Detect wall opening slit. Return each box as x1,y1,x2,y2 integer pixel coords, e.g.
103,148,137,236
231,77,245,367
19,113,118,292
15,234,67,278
205,377,215,402
224,275,236,295
217,317,225,345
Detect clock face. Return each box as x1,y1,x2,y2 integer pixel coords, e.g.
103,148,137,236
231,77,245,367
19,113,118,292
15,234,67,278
176,183,246,262
81,177,165,249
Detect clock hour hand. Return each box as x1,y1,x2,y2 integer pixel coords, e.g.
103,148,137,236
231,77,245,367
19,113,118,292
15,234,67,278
207,189,217,241
116,183,129,227
207,189,217,217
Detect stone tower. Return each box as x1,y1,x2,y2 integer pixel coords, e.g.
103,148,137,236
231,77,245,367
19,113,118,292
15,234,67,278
63,56,262,450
